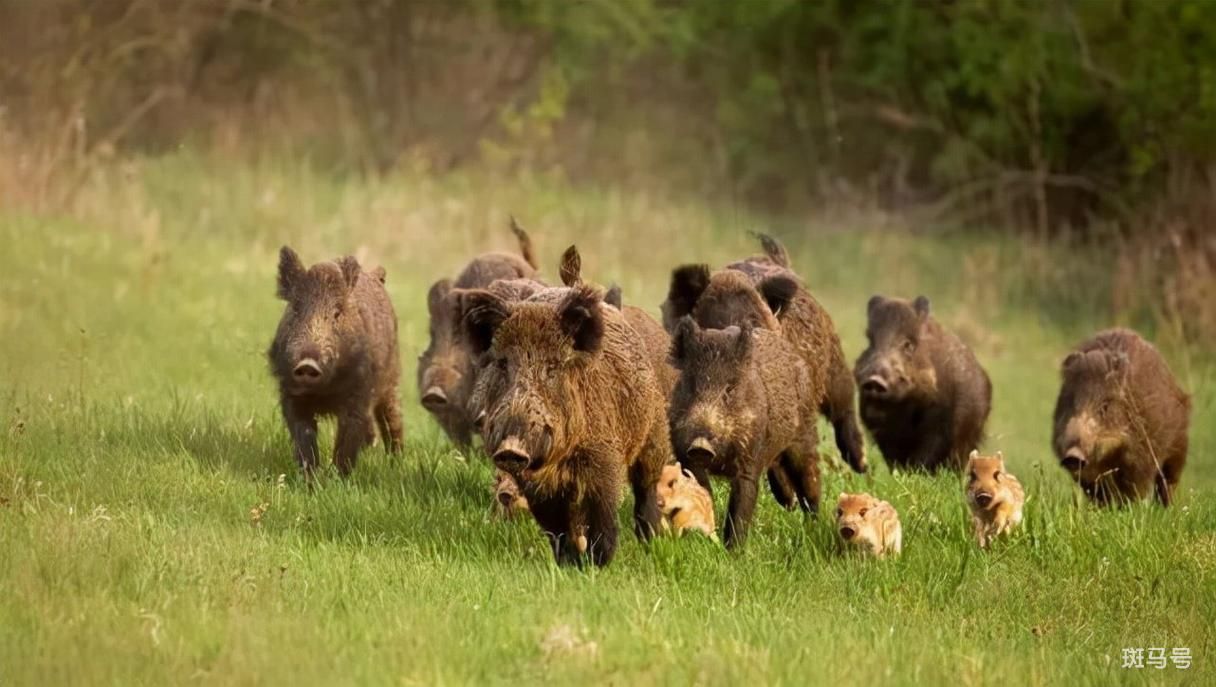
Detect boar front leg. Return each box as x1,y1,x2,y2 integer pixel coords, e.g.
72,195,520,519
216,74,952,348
334,404,375,476
282,398,319,474
723,463,761,549
529,495,581,566
583,490,621,567
909,411,953,471
375,392,404,455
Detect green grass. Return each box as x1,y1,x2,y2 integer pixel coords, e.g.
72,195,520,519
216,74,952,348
1,153,1213,686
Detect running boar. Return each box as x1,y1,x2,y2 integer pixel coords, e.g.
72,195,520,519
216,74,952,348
268,246,402,476
1052,328,1190,506
965,450,1024,547
668,317,821,548
835,492,902,558
460,284,671,566
662,234,867,475
417,219,539,447
855,295,992,472
656,463,717,540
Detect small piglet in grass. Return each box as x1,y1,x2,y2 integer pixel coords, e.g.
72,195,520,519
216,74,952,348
835,492,902,558
965,450,1024,548
656,463,717,541
268,246,403,476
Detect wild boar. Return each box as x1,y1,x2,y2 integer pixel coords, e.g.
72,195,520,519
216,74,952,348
268,246,402,476
493,469,529,518
460,284,671,566
668,317,820,547
661,234,867,474
417,219,539,447
1052,328,1190,506
854,295,991,472
656,463,718,541
965,450,1024,547
835,492,902,558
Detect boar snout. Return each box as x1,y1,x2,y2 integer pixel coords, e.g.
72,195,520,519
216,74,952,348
421,386,449,410
1062,447,1087,472
860,374,889,396
292,357,323,382
687,436,716,462
973,492,994,507
839,526,856,540
493,436,531,473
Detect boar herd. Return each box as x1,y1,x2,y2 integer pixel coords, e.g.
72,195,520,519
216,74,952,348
268,223,1192,566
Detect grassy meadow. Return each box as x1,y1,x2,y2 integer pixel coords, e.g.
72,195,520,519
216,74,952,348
1,154,1213,685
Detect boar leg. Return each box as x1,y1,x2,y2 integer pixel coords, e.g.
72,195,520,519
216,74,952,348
630,417,669,541
781,440,822,515
687,464,714,498
333,408,375,476
823,355,867,473
529,495,581,566
282,399,319,474
723,466,761,549
583,491,621,567
766,466,797,510
909,412,953,471
375,393,404,454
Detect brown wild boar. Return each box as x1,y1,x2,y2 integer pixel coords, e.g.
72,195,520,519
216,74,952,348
835,492,902,558
854,295,991,472
417,219,538,447
656,463,717,541
460,284,671,566
268,246,402,475
1052,328,1190,506
965,450,1024,547
668,317,820,547
661,234,867,475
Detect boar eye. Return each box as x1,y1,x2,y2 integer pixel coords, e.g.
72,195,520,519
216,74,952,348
835,508,843,518
903,339,916,354
668,480,677,488
993,470,1001,481
969,471,977,481
859,508,868,517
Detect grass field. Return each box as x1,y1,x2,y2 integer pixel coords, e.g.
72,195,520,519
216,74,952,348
1,154,1213,686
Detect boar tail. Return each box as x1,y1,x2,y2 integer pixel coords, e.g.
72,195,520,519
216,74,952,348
509,215,539,270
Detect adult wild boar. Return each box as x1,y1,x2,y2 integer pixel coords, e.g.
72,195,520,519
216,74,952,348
417,219,538,447
461,284,671,566
1052,328,1190,506
268,247,402,475
661,234,867,474
854,295,991,472
668,317,821,547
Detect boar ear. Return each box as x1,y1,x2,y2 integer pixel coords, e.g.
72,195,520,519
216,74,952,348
557,285,605,354
370,266,387,285
670,316,700,363
337,256,361,291
968,449,979,462
427,279,453,316
913,295,931,318
605,284,623,309
995,450,1004,465
758,274,799,317
559,245,582,287
277,246,305,300
867,295,884,316
461,289,511,354
666,264,711,323
1061,351,1082,372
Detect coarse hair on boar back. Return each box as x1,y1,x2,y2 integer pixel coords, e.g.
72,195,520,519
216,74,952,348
460,283,672,567
854,295,991,472
660,237,867,475
667,316,820,548
1052,328,1190,506
416,219,540,448
268,246,403,476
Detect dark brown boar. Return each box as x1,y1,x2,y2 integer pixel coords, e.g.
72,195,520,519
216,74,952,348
668,317,821,547
854,295,991,472
268,246,403,476
661,235,867,474
459,284,671,566
416,220,539,447
1052,328,1190,506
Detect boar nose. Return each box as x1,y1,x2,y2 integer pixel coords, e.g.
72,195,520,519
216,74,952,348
293,358,323,381
861,375,889,396
421,386,448,410
839,526,856,540
492,436,530,473
496,490,516,507
974,492,993,507
687,436,715,462
1062,448,1087,472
